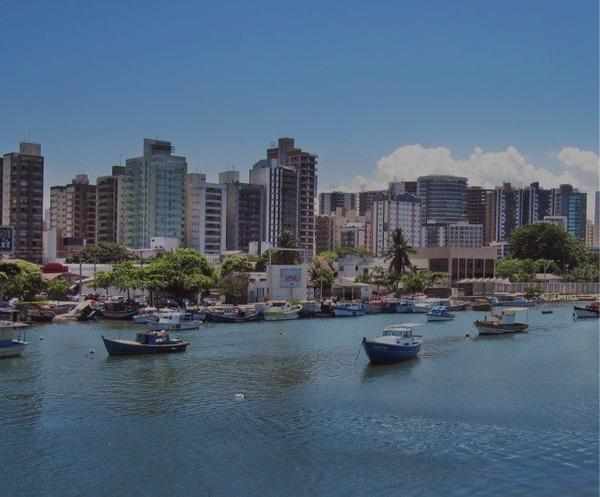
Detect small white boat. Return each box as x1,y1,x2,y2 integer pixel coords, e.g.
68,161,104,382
573,302,599,319
491,296,537,307
0,321,29,358
263,301,302,321
475,307,529,335
426,305,455,322
146,311,202,331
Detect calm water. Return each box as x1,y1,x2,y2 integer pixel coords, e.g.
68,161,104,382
1,305,598,497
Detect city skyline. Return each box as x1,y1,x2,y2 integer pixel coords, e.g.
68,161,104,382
1,0,598,206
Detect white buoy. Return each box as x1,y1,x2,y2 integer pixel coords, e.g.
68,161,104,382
234,393,245,401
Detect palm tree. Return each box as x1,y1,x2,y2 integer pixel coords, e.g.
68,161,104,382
383,229,416,289
535,259,559,282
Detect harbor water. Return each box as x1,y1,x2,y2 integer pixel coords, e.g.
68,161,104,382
1,305,598,496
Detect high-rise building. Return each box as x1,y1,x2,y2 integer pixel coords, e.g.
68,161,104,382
119,139,187,248
358,190,389,216
267,138,318,254
466,186,493,244
369,194,422,255
219,170,264,252
318,191,357,215
585,220,594,248
315,215,334,254
494,183,524,242
250,158,298,247
389,181,417,195
50,174,97,257
594,191,600,248
524,182,554,224
1,143,44,263
96,166,125,244
552,184,587,240
184,173,227,257
417,175,467,224
446,222,484,248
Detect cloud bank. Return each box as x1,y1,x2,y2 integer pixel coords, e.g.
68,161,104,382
333,145,599,199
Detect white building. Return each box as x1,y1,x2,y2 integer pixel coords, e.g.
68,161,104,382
446,222,483,248
184,173,226,258
538,215,567,230
247,264,311,302
369,195,422,255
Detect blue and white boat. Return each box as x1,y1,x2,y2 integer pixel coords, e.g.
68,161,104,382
395,300,413,313
102,330,189,356
426,305,455,322
362,323,423,363
133,307,160,324
333,303,366,317
146,311,202,331
0,321,28,358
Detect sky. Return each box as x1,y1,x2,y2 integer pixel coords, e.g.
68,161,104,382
0,0,598,209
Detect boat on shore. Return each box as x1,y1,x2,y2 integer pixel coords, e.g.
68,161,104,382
475,308,529,335
102,330,189,356
27,304,56,322
362,323,423,363
0,321,28,358
69,300,99,321
263,301,302,321
333,303,366,317
146,311,202,331
573,302,599,319
426,306,455,322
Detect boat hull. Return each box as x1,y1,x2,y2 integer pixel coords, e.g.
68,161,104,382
146,321,201,331
99,309,138,320
0,342,27,358
427,315,455,322
333,307,366,317
362,337,421,363
133,314,158,324
102,336,189,356
263,312,299,321
207,312,264,323
471,304,492,311
573,306,599,319
474,320,529,335
410,305,430,314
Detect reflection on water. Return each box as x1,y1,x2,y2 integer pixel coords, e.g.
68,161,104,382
0,306,598,497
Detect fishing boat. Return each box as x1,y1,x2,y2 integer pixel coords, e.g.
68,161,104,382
206,305,263,323
474,307,529,335
364,297,398,314
395,300,413,313
263,301,302,321
102,330,189,356
69,300,99,321
573,302,599,319
410,302,431,314
314,301,336,318
146,311,202,331
133,307,159,324
445,300,468,311
361,323,423,363
333,303,366,317
100,300,138,320
470,299,492,311
426,305,455,322
491,296,537,307
0,321,28,358
27,304,56,322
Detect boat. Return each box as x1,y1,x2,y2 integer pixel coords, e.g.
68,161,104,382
395,300,413,313
100,300,138,320
491,296,537,307
0,321,28,358
361,323,423,363
410,302,431,314
298,301,320,318
426,305,455,322
333,303,366,317
573,302,599,319
314,301,336,318
470,299,492,311
102,330,189,356
205,305,263,323
263,301,302,321
133,307,160,324
445,300,468,311
146,311,202,331
69,300,99,321
474,307,529,335
541,309,554,314
27,304,56,322
364,297,398,315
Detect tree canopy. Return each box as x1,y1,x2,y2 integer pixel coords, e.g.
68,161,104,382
66,243,136,264
0,260,46,300
319,246,372,261
220,256,255,277
383,229,416,290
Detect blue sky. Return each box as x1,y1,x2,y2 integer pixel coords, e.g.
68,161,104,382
1,0,598,198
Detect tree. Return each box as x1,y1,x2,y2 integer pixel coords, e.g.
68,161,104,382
496,258,537,282
535,259,559,280
565,262,600,282
0,260,46,301
400,265,449,294
218,273,250,304
310,256,334,298
220,256,254,277
509,224,589,269
46,277,72,300
273,232,301,265
319,246,373,261
382,229,416,290
89,270,116,296
66,242,136,264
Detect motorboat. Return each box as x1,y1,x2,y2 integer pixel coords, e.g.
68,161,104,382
0,321,28,358
333,303,366,317
102,330,189,356
395,300,413,313
314,301,336,318
426,305,455,322
133,307,160,324
364,297,398,314
205,305,263,323
491,296,537,307
445,300,468,311
573,302,599,319
27,304,56,322
263,301,302,321
474,307,529,335
100,300,138,319
410,302,431,314
361,323,423,363
146,311,202,331
470,299,492,311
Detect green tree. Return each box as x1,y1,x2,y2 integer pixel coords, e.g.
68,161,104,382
46,277,72,300
220,256,254,277
400,265,449,294
218,273,250,304
509,224,589,269
382,229,416,290
89,270,116,296
535,258,559,280
66,242,136,264
565,262,600,282
310,256,334,297
0,260,46,301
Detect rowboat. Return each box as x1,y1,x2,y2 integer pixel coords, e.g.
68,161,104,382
475,307,529,335
102,330,189,356
362,323,423,363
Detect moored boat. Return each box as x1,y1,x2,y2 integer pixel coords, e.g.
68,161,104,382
0,321,28,358
133,307,160,324
100,300,138,320
410,302,431,314
573,302,599,319
362,323,423,363
146,311,202,331
475,307,529,335
491,296,537,307
426,305,455,322
206,305,263,323
102,330,189,356
470,299,492,311
394,300,413,313
263,301,302,321
333,303,366,317
27,304,56,322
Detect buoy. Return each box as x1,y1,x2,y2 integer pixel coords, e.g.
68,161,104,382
89,349,95,354
39,336,44,340
279,332,283,335
234,393,245,401
465,333,470,338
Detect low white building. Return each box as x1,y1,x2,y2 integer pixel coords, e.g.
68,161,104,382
247,264,311,302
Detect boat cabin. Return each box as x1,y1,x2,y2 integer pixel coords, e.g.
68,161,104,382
382,323,422,339
136,331,171,345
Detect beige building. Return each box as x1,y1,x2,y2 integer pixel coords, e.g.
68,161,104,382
409,246,497,283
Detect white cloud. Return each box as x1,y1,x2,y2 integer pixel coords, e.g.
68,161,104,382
333,144,599,197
